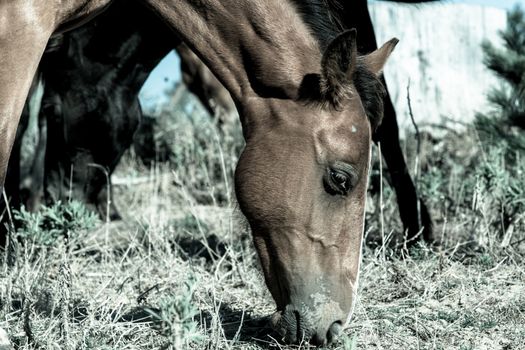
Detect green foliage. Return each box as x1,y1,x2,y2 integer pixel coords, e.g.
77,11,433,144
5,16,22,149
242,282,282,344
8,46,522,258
419,166,447,205
417,131,525,251
437,311,460,323
342,334,358,350
147,278,203,349
13,200,99,245
477,253,494,267
471,147,525,237
475,5,525,152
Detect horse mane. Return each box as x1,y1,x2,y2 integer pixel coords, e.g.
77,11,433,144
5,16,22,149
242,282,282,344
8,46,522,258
293,0,385,130
353,63,385,130
290,0,344,50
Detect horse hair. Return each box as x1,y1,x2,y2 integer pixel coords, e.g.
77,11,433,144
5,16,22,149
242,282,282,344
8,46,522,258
290,0,344,51
294,0,386,130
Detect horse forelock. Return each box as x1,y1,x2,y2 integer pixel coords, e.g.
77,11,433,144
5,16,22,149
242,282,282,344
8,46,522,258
298,65,385,131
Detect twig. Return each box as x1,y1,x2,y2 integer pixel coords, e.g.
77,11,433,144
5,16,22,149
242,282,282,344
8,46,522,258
407,80,422,230
137,283,162,304
68,164,74,202
378,142,385,261
2,189,15,268
23,296,36,347
2,189,13,227
232,309,245,344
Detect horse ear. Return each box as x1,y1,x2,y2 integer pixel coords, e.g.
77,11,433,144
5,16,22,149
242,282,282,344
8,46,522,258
361,38,399,76
320,29,357,108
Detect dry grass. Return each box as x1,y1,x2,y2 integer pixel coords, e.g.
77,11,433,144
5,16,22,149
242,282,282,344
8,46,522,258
1,94,524,349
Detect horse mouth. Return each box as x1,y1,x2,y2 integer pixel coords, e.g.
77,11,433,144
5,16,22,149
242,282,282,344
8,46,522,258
269,306,343,345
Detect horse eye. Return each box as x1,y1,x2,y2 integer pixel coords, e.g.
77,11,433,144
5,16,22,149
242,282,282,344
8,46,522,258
324,165,355,196
331,171,349,190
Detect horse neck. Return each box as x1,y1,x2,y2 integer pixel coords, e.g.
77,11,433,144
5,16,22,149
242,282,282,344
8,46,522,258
144,0,322,102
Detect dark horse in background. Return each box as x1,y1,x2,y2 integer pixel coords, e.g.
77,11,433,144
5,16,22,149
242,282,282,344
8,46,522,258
5,0,433,240
4,0,174,220
4,0,235,221
0,0,435,345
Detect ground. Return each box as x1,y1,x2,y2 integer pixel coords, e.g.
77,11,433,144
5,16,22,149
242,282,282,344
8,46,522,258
1,94,524,349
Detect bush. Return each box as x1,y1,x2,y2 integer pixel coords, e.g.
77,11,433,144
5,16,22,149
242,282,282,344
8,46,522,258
146,278,203,349
13,200,99,246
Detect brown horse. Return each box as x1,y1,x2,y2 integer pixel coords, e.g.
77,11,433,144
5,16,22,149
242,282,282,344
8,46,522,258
0,0,398,345
6,0,434,245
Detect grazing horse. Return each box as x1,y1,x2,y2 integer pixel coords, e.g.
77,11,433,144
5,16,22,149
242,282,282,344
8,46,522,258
7,0,433,242
1,0,399,345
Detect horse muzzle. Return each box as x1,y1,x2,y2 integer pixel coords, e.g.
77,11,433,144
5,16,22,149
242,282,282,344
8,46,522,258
271,301,345,346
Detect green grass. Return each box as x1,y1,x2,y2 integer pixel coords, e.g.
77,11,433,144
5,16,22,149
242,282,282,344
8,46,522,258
1,93,524,349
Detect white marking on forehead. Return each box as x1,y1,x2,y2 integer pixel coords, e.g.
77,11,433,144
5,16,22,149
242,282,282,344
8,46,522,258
351,125,357,133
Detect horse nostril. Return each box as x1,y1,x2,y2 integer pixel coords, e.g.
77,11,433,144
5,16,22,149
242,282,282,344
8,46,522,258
310,321,342,346
273,306,344,345
326,321,343,344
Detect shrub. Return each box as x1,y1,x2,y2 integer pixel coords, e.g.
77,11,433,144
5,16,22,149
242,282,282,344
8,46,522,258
146,278,202,349
13,200,99,246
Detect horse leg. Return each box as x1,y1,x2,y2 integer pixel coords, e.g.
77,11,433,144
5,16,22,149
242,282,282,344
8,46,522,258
0,80,44,241
43,93,141,221
0,9,52,245
0,100,30,242
7,75,45,213
345,1,433,243
373,85,433,243
85,99,143,221
3,102,30,211
24,102,47,211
